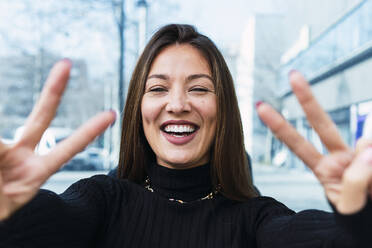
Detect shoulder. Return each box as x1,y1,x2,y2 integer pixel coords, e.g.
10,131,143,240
237,196,295,214
213,195,295,223
63,174,118,194
60,174,134,204
240,196,337,221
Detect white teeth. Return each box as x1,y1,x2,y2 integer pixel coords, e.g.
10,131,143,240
164,124,196,133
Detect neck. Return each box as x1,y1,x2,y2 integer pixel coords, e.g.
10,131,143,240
146,162,213,202
156,157,210,170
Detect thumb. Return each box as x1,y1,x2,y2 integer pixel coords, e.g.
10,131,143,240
337,147,372,214
0,171,11,220
0,139,7,159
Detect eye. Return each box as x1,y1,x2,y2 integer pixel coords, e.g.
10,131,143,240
149,86,167,92
190,87,209,92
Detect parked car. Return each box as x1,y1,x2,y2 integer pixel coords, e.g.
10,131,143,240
61,151,87,171
14,126,73,155
85,147,106,171
0,138,14,145
62,147,107,171
13,126,107,171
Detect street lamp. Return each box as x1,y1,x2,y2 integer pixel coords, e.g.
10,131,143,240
137,0,148,52
111,0,126,119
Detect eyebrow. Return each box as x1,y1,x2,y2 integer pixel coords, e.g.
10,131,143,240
147,73,213,83
147,74,169,80
186,74,213,83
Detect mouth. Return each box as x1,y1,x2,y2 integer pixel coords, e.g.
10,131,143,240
160,120,199,145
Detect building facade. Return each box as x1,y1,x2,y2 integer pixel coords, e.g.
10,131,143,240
275,0,372,168
0,51,105,146
235,0,369,165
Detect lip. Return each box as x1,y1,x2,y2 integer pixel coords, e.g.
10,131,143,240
160,119,199,130
160,120,199,145
162,130,198,145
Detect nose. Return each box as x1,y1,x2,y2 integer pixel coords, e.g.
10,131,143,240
165,88,191,113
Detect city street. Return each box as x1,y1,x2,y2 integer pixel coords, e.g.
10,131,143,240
42,164,331,213
2,0,369,218
252,165,330,212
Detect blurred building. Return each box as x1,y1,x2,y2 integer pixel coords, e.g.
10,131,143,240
0,56,35,138
236,14,286,161
236,0,369,164
0,51,105,145
277,0,372,168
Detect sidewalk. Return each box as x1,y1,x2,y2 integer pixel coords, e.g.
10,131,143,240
42,170,108,194
43,165,331,212
253,164,331,212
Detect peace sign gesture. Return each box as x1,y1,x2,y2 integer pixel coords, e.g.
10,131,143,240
0,60,116,220
257,71,372,214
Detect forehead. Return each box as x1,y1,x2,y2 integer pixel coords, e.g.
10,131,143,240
149,44,211,76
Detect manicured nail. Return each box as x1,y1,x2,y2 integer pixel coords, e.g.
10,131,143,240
61,58,72,66
109,109,117,126
288,69,298,77
255,101,263,109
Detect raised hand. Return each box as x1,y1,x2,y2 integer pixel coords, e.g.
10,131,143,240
0,59,116,220
257,71,372,214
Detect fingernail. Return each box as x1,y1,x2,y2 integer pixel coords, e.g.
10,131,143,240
255,101,263,109
61,58,72,66
288,69,297,77
108,109,117,127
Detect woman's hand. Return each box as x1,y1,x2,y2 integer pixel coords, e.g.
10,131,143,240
257,71,372,214
0,59,116,220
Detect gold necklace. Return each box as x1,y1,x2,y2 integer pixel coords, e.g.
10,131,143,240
144,177,219,204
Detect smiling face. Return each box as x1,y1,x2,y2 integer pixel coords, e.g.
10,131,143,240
141,44,217,169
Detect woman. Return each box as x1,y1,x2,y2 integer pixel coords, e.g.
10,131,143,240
0,24,371,247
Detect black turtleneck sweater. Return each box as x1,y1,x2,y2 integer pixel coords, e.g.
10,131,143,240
0,163,371,247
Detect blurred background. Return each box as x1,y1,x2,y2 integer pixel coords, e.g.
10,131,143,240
0,0,371,211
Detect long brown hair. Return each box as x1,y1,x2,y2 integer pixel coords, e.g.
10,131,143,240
118,24,258,201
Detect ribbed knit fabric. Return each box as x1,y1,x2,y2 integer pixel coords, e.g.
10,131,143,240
0,162,371,248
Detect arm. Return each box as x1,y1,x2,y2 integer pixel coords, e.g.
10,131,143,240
331,197,372,246
0,175,110,247
0,60,115,247
256,71,372,246
0,60,115,221
253,196,372,247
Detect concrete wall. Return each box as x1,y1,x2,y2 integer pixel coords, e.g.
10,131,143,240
276,0,364,49
283,56,372,120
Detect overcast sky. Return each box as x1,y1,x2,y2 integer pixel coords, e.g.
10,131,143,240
0,0,287,77
148,0,280,49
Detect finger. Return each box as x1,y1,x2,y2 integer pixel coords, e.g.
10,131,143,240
0,170,12,220
337,147,372,214
20,59,72,149
316,152,353,180
355,138,372,155
257,102,322,170
0,171,10,220
40,111,116,177
290,71,348,152
0,139,7,158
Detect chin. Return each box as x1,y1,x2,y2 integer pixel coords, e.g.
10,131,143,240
158,153,207,169
164,159,194,169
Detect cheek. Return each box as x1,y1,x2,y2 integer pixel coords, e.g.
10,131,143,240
141,97,161,124
196,97,217,134
201,98,217,122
